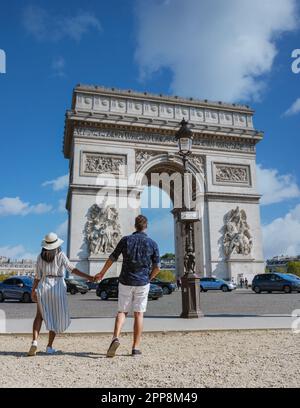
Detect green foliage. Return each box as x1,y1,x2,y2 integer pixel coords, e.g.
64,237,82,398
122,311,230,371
265,261,300,278
161,253,175,260
265,265,286,274
157,269,176,282
287,261,300,277
0,273,13,282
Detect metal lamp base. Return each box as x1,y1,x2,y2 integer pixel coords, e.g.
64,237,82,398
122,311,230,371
180,273,203,318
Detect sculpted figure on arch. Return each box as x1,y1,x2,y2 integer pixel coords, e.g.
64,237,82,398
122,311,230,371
223,206,253,257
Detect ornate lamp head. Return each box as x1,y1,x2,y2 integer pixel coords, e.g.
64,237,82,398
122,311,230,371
175,118,193,156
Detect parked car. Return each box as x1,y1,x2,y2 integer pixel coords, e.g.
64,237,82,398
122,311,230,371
150,278,176,295
252,273,300,294
96,277,163,300
200,277,236,292
65,278,89,295
0,276,33,303
287,273,300,281
148,284,163,300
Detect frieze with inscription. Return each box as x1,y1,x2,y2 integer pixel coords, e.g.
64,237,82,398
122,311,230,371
74,127,255,153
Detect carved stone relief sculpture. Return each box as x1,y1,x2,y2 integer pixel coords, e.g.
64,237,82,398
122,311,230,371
85,203,122,255
135,150,160,171
135,149,205,174
214,163,250,185
188,155,205,174
81,152,126,176
223,206,253,257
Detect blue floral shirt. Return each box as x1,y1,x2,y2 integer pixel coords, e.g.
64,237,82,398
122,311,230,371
109,231,160,286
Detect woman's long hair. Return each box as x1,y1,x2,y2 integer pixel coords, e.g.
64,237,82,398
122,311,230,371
41,247,61,263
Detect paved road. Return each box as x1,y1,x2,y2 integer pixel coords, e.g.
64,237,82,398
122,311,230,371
1,289,300,320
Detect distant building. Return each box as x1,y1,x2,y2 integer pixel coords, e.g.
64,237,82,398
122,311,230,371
160,253,176,270
266,255,300,273
0,257,36,276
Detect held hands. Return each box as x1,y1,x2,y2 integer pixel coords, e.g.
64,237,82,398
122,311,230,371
83,274,102,282
94,271,105,282
81,272,99,282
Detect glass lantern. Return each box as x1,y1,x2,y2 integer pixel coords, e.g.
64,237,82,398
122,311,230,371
175,119,193,156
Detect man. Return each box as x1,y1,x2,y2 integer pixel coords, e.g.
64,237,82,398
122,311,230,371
95,215,160,357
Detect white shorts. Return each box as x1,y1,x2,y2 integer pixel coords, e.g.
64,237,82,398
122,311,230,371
118,282,150,313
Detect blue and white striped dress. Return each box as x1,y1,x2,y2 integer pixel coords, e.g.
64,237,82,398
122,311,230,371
35,252,75,333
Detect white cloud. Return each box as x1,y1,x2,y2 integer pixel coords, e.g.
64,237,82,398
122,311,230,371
283,98,300,116
256,164,300,205
0,197,52,216
0,245,37,260
135,0,298,101
0,197,28,215
51,56,66,77
31,203,53,214
58,199,67,213
56,219,68,239
262,204,300,258
42,174,69,191
22,6,101,42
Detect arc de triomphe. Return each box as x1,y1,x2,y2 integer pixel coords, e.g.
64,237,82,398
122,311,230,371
63,85,264,282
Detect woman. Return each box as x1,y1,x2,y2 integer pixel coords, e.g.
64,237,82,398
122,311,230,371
28,232,94,356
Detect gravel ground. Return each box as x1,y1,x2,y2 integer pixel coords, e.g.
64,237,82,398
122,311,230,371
0,330,299,388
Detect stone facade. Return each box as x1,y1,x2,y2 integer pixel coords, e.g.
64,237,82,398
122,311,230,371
63,85,265,282
0,259,36,276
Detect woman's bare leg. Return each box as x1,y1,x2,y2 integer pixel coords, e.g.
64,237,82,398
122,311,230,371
32,305,43,342
47,331,56,348
28,305,43,355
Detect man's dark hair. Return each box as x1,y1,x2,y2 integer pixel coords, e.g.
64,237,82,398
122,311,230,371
135,215,148,232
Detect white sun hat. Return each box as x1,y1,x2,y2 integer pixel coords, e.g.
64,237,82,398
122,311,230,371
41,232,64,250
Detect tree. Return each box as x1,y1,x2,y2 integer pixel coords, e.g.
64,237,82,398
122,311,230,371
161,253,175,260
157,269,176,282
0,273,13,282
287,261,300,277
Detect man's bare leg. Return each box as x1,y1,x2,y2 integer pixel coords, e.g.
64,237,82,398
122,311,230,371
107,312,127,357
132,311,144,350
113,311,127,338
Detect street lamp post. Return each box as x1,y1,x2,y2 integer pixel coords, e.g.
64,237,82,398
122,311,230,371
176,119,203,318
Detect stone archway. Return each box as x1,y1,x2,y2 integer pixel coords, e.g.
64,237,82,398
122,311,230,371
63,85,265,283
135,153,206,279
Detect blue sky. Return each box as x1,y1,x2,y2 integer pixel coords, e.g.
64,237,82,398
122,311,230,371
0,0,300,259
